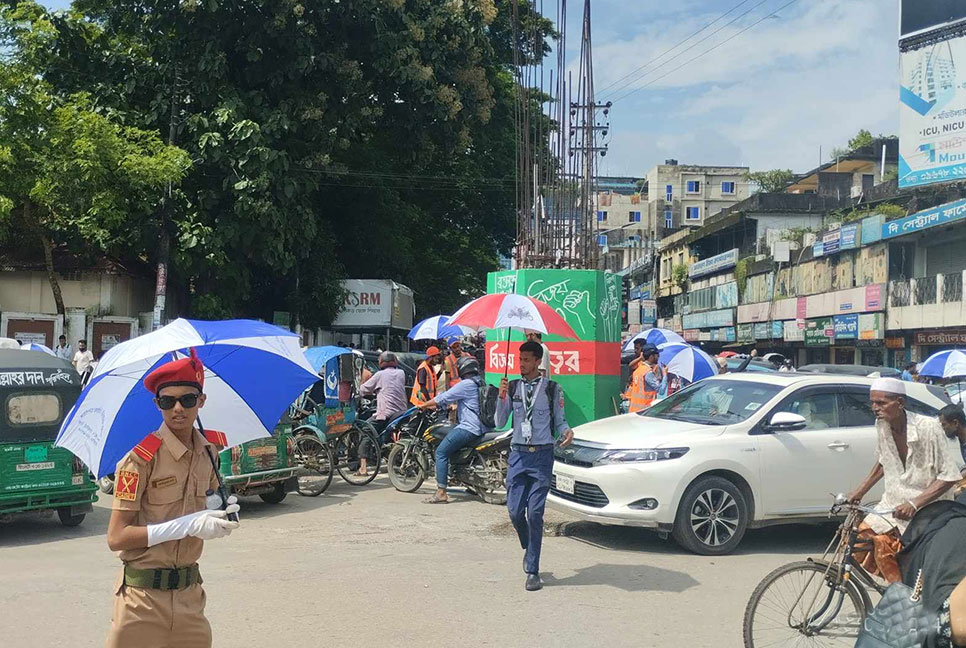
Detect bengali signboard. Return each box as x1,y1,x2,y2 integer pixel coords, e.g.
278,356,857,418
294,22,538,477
899,32,966,188
716,282,739,309
865,284,883,310
859,313,885,340
737,323,754,343
813,241,825,258
833,314,859,341
719,327,736,342
882,198,966,239
784,320,805,342
914,329,966,345
753,322,769,340
689,248,738,279
840,223,859,250
823,230,841,255
805,318,833,347
861,214,884,244
682,308,734,329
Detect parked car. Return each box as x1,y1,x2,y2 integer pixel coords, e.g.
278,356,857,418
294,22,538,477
548,373,949,556
797,363,901,378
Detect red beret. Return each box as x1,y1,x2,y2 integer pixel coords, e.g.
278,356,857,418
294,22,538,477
144,350,205,395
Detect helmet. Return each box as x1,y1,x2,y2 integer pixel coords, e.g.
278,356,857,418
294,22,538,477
641,344,659,357
456,356,480,378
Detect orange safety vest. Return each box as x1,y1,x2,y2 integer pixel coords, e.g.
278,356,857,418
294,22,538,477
444,353,461,387
626,362,658,413
410,360,439,406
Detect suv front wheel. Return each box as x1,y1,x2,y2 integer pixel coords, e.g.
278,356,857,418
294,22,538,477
672,475,748,555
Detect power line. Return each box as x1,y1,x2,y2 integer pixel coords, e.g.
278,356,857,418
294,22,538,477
595,0,753,96
600,0,775,101
609,0,799,105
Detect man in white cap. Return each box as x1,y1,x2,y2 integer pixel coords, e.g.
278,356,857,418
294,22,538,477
845,377,962,582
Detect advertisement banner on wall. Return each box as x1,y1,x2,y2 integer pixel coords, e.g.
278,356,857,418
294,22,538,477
753,322,769,340
834,314,859,340
823,230,841,255
901,1,966,40
882,198,966,239
784,320,805,342
861,214,884,244
737,323,754,343
899,34,966,188
840,223,859,250
716,282,739,309
865,284,884,310
689,248,738,279
719,327,736,342
813,241,825,257
805,318,833,346
859,313,885,340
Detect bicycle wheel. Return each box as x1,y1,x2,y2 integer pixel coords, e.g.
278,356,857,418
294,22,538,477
293,434,334,497
335,424,380,486
743,560,867,648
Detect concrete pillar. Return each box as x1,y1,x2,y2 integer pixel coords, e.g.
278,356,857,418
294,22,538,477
138,311,153,336
937,274,944,304
65,308,86,348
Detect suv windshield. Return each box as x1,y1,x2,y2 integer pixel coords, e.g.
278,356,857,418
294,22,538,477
642,379,783,426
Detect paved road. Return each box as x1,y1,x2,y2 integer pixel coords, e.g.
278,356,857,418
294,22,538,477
0,477,834,647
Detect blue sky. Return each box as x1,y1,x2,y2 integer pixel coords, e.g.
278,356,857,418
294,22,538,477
41,0,899,177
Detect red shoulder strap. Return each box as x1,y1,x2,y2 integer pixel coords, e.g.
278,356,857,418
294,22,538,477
204,429,228,447
132,433,162,462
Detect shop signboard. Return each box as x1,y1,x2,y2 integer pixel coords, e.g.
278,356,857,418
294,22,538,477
689,248,738,279
840,223,859,250
805,318,833,346
823,230,841,255
882,198,966,239
861,214,884,244
914,329,966,345
833,314,859,340
753,322,768,340
784,320,805,342
865,284,883,310
699,331,712,342
886,336,907,349
719,327,736,342
813,241,824,257
737,323,754,343
684,329,701,342
772,320,784,339
715,282,739,309
859,313,884,340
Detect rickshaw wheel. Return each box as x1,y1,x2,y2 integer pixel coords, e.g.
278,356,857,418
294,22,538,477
293,434,334,497
335,424,381,486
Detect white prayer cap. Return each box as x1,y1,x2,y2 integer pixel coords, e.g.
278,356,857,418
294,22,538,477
870,377,905,395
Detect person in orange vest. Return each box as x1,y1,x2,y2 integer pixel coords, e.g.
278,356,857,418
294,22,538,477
625,344,662,412
411,346,443,406
443,340,464,390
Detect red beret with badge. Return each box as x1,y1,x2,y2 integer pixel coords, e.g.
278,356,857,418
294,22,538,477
143,348,205,395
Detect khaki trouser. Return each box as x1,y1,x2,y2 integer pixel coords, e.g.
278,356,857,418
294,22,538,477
107,578,211,648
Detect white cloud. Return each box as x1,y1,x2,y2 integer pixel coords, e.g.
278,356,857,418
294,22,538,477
561,0,902,175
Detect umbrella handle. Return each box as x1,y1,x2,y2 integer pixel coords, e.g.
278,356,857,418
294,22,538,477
198,417,238,523
504,327,511,378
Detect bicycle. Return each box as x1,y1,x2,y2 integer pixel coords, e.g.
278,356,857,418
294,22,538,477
742,496,892,647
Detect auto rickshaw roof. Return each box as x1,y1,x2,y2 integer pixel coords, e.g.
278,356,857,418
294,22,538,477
303,346,354,373
0,349,75,373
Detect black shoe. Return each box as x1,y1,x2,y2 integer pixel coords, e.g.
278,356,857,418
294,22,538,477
525,574,543,591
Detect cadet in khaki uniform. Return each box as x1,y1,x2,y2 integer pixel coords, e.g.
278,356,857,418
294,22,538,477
106,352,240,648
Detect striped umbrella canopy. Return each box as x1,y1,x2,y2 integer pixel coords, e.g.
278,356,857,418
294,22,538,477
623,328,685,352
658,343,719,383
449,294,578,338
407,315,473,342
919,349,966,379
20,342,55,356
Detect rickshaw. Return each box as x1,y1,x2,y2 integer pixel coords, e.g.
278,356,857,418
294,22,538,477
291,347,381,496
216,412,299,504
0,350,97,526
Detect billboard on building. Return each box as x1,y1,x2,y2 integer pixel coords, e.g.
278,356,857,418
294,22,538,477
899,34,966,188
331,279,415,329
901,1,966,40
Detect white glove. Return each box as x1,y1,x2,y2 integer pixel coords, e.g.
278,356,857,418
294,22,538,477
206,492,239,513
146,501,241,547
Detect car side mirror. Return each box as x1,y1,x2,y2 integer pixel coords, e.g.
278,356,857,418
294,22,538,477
767,412,807,432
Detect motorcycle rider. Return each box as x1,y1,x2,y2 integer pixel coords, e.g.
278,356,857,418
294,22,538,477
416,356,491,504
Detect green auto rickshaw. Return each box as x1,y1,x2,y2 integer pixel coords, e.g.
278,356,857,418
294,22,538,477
217,413,298,504
0,350,97,526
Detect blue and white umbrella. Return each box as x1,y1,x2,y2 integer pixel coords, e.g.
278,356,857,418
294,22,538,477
658,343,718,383
408,315,472,342
20,342,55,356
55,318,319,478
919,349,966,379
623,327,686,352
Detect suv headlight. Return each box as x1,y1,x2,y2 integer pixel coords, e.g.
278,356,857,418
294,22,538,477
595,447,689,465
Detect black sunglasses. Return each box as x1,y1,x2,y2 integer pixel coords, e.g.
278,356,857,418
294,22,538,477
156,393,201,410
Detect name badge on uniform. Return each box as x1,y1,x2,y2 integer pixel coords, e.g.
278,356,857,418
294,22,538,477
521,419,532,443
152,476,177,488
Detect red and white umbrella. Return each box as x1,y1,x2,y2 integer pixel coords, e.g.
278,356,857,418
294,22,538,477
449,294,578,376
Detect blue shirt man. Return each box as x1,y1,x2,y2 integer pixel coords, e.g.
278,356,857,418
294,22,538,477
417,356,490,504
496,340,573,592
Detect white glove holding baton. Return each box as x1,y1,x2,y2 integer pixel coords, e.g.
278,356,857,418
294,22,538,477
146,495,240,547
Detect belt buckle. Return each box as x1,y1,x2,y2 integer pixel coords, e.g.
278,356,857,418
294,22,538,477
528,446,536,453
167,569,181,590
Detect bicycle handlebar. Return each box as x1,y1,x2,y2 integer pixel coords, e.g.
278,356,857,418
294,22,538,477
831,493,894,516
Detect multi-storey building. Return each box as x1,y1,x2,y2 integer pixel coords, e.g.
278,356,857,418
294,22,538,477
645,161,750,238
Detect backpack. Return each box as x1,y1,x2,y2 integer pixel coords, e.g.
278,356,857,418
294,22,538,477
473,376,500,429
507,379,562,437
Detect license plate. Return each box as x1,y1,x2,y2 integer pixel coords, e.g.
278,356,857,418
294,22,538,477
16,461,55,472
555,473,575,495
71,475,85,486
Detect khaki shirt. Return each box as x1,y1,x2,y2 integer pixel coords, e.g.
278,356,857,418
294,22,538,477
112,425,222,569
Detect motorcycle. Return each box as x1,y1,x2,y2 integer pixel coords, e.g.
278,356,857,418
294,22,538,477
385,407,511,505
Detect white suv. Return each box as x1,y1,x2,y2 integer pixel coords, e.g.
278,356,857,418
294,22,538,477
548,373,951,555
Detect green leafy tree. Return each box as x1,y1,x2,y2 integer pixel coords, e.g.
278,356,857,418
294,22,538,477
848,129,874,151
0,3,189,315
745,169,795,194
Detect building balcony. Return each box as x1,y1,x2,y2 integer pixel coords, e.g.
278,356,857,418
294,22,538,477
886,272,966,331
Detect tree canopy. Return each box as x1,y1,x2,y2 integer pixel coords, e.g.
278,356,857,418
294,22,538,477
2,0,553,327
745,169,795,194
